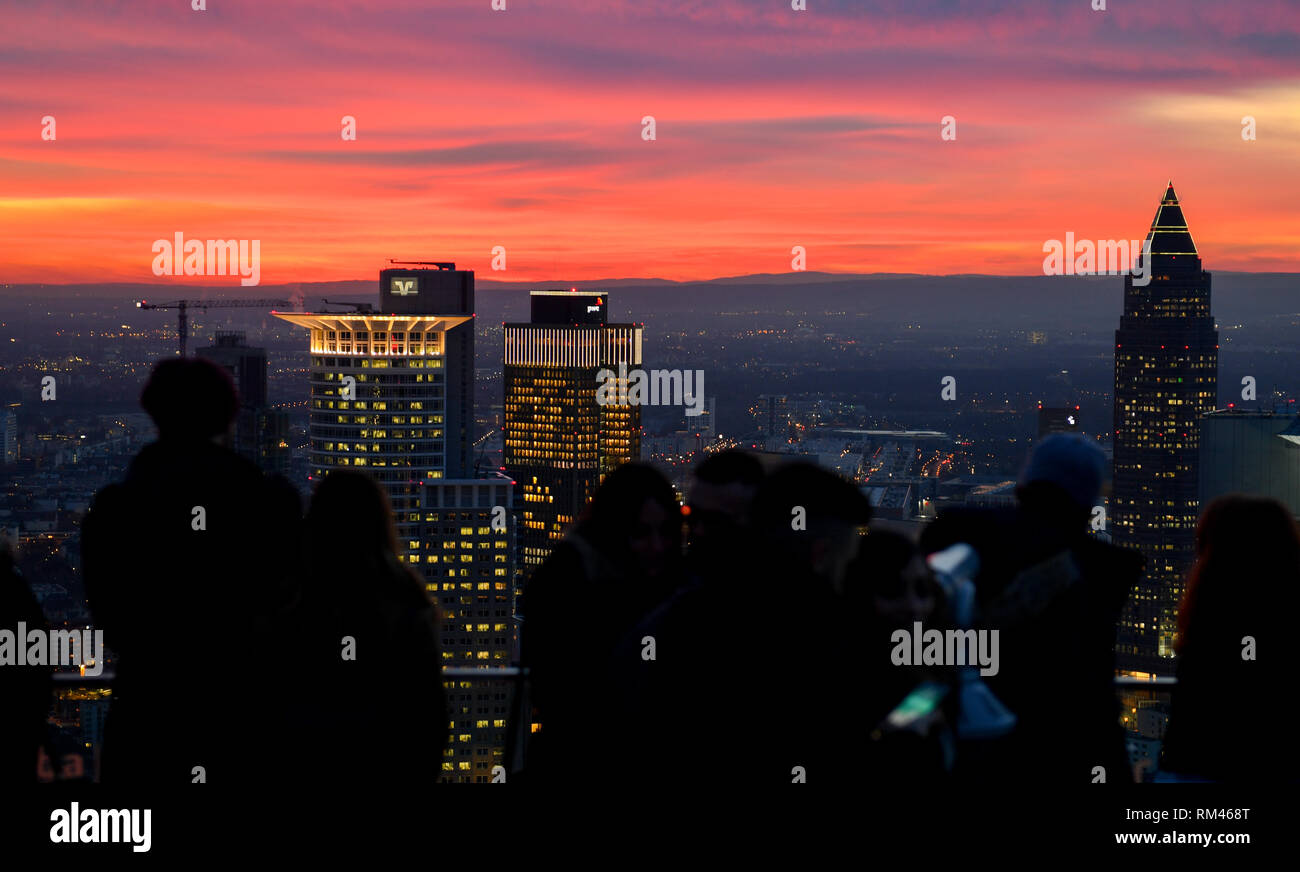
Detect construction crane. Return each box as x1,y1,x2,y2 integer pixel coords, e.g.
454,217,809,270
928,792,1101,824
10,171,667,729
135,298,293,356
387,259,456,269
320,297,375,314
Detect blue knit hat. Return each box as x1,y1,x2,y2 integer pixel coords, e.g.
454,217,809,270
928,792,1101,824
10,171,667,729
1019,433,1105,509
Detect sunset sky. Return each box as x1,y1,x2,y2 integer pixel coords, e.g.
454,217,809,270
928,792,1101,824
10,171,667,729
2,0,1298,285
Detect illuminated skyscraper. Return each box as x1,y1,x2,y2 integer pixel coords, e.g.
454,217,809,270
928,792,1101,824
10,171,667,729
277,264,519,782
274,264,475,552
503,291,642,572
1112,184,1218,675
421,474,518,782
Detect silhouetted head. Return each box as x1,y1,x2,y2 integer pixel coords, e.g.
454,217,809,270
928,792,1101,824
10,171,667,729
140,358,239,442
753,462,872,594
303,471,430,626
1016,433,1105,530
851,530,943,627
306,471,401,580
686,449,764,568
1178,495,1300,654
577,463,681,581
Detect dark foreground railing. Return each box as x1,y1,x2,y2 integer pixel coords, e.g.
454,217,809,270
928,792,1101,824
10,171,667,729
50,666,532,781
48,671,1176,782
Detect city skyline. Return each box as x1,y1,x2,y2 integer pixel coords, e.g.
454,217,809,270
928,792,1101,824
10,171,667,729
2,0,1294,846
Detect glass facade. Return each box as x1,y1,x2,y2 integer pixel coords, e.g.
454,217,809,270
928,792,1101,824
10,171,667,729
503,309,643,574
420,479,518,782
275,312,473,555
1112,184,1219,675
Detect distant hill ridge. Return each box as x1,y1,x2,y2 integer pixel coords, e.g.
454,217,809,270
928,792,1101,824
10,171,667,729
4,273,1296,329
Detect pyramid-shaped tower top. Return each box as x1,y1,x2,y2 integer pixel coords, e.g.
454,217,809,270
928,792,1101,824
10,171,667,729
1144,181,1198,256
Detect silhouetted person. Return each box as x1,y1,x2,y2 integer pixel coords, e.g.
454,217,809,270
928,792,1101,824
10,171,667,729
521,462,682,783
742,463,872,785
81,358,300,786
920,433,1141,784
683,449,765,583
283,471,446,788
607,450,764,784
848,530,955,781
0,541,51,784
1160,496,1300,782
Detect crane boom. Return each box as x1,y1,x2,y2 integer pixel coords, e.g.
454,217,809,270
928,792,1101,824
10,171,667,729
135,298,293,356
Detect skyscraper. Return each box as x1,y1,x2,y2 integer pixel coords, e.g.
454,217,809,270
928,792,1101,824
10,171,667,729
1036,405,1081,439
197,331,290,477
754,394,789,447
1112,183,1219,676
421,473,518,782
1036,370,1079,438
277,264,519,782
503,291,642,573
274,264,476,553
3,403,17,465
1200,407,1300,520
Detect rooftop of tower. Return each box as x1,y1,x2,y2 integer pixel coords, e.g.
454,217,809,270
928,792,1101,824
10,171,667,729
1144,182,1199,257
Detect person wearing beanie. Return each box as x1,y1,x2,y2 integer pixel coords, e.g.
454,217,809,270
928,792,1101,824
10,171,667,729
920,433,1142,785
1018,433,1105,513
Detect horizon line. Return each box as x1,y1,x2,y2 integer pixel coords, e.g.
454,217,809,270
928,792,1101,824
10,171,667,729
1,267,1293,291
